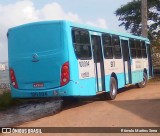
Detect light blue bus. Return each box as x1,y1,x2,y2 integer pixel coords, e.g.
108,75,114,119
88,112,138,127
8,20,153,100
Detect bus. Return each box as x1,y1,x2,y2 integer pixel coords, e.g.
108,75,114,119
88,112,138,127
8,20,153,100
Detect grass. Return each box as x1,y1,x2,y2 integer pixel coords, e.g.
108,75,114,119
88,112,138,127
0,90,23,110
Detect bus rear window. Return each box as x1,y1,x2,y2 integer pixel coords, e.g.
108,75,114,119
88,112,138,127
72,29,92,60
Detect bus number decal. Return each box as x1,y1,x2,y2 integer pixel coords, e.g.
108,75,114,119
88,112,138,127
81,72,89,78
110,61,115,67
78,60,94,79
79,61,89,67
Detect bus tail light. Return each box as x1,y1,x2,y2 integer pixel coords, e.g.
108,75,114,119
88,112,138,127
61,62,70,86
9,68,18,89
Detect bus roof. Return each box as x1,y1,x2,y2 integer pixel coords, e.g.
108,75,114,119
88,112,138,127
8,20,150,43
69,21,149,42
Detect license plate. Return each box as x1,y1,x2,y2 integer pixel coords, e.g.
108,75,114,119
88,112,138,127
33,83,44,88
30,92,48,97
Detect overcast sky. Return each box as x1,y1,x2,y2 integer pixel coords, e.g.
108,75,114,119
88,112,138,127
0,0,132,62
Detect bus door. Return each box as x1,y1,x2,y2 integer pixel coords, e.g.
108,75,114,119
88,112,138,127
121,40,132,84
91,35,105,92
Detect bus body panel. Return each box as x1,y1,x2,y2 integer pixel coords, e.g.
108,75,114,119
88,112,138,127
104,59,125,90
63,22,97,96
8,20,152,98
8,21,69,93
131,59,144,84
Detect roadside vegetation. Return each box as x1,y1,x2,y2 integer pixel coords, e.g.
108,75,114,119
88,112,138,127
115,0,160,71
0,89,23,110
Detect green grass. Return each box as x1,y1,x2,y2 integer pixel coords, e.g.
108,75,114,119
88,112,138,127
0,90,23,110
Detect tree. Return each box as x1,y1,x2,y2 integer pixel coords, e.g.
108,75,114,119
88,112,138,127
115,0,160,42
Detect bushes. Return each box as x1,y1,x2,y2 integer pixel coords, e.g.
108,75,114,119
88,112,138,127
0,90,22,110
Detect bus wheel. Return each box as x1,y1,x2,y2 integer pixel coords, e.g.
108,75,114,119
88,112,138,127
106,77,117,100
137,73,148,88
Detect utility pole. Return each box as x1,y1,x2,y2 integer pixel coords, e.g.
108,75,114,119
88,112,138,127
141,0,148,37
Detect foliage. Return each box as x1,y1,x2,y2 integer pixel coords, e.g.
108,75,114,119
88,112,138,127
0,91,22,110
115,0,160,41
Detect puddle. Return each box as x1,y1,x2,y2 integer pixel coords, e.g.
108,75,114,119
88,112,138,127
0,97,63,127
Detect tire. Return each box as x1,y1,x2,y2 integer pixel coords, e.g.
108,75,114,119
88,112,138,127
106,77,117,100
137,73,148,88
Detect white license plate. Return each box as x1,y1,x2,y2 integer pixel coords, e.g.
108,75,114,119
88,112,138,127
33,83,44,88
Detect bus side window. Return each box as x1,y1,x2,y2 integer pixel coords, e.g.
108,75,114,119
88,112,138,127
129,39,137,58
141,41,147,58
102,34,113,59
112,35,122,59
135,40,142,58
72,29,92,60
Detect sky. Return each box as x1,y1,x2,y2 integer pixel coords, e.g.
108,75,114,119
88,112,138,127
0,0,132,62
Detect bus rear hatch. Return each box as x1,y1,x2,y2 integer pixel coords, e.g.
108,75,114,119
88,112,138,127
8,22,68,90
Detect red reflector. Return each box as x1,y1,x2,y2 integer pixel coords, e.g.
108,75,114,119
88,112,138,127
61,62,70,86
62,66,69,72
9,68,18,89
11,76,15,80
10,70,14,75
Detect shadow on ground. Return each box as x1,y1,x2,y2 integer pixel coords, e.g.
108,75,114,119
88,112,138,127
108,98,160,126
62,85,160,126
61,85,137,110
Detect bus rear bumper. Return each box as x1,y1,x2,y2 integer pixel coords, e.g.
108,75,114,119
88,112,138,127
10,81,75,98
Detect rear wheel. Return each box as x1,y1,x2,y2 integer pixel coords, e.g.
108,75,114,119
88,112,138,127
106,77,117,100
137,73,148,88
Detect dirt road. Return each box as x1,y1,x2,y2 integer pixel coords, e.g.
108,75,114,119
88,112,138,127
2,82,160,135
